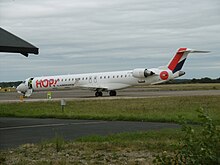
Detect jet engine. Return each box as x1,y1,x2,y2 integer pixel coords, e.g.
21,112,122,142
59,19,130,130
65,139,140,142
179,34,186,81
132,68,154,78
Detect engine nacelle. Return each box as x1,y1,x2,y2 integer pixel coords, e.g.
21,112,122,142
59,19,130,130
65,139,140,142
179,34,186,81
173,70,185,78
132,68,154,78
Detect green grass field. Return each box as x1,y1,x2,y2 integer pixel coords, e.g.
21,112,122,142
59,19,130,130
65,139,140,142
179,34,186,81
0,95,220,124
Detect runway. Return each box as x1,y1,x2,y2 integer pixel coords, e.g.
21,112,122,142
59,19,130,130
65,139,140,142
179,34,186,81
0,117,179,149
1,88,220,102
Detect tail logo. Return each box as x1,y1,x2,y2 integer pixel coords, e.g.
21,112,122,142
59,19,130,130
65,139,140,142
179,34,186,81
168,48,187,73
160,71,169,80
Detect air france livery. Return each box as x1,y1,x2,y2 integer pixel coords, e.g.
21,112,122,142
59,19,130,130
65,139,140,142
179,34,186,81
17,48,209,97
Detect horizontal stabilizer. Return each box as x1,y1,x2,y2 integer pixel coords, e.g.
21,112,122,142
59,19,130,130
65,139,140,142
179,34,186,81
178,49,210,53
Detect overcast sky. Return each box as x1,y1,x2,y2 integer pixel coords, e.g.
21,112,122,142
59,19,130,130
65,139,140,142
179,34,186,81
0,0,220,81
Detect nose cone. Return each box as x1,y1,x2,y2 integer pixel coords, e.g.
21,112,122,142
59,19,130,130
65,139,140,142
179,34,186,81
16,83,27,93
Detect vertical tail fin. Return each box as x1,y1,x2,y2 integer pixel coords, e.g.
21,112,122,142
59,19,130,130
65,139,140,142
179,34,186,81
167,48,188,73
167,48,210,73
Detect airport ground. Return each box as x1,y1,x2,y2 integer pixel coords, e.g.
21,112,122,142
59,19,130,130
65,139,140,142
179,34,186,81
0,84,220,164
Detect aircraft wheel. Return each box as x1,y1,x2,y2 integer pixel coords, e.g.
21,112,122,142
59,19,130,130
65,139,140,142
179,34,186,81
109,90,117,96
95,91,103,97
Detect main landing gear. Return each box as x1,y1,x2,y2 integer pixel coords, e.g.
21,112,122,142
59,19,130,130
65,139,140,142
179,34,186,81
95,91,103,97
109,90,116,96
95,90,117,97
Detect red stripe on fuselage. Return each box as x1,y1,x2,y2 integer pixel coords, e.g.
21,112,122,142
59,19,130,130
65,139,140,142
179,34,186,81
168,48,187,71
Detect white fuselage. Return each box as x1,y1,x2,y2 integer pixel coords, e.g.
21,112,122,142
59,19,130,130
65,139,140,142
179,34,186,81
17,67,180,97
30,69,166,92
17,48,208,97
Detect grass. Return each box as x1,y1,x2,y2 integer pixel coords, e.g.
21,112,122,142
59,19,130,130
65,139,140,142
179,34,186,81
0,95,220,124
0,129,183,164
75,128,183,151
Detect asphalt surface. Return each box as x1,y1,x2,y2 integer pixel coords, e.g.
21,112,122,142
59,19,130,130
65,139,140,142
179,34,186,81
1,88,220,102
0,118,179,149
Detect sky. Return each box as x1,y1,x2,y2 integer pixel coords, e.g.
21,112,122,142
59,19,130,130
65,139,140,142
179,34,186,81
0,0,220,82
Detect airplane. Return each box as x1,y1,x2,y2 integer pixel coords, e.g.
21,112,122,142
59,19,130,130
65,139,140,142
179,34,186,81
16,48,209,97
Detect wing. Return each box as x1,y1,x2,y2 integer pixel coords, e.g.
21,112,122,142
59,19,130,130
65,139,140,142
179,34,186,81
78,83,130,91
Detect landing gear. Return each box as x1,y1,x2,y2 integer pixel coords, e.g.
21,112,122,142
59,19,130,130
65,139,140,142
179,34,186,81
95,91,103,97
109,90,117,96
95,90,117,97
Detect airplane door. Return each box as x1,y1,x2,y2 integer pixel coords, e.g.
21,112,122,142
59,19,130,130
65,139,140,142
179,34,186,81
28,78,34,89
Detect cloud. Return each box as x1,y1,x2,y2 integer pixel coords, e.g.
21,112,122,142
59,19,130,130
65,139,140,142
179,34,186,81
0,0,220,81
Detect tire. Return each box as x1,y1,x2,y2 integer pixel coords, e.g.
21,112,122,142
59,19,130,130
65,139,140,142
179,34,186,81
95,91,103,97
109,90,116,96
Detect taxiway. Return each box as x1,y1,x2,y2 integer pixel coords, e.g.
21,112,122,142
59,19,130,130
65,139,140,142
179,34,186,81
0,88,220,102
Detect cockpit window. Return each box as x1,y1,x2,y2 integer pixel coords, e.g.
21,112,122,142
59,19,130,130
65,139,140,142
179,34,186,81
28,78,34,89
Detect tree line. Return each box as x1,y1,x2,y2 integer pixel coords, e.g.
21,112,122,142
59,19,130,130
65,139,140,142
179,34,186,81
166,77,220,84
0,81,22,88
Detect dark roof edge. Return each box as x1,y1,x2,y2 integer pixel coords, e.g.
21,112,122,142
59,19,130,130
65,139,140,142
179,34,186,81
0,46,39,54
0,27,39,49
